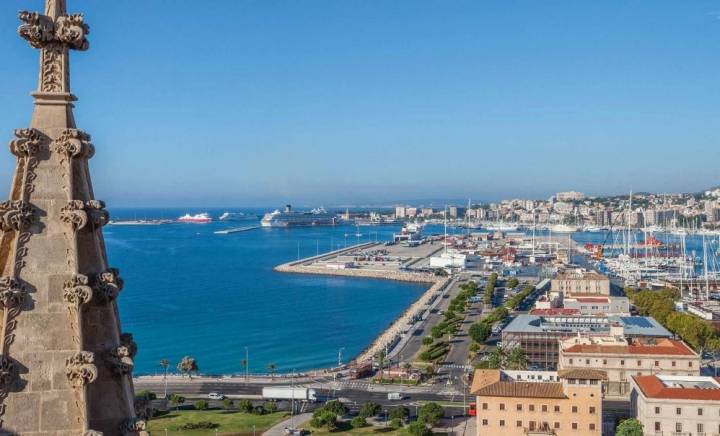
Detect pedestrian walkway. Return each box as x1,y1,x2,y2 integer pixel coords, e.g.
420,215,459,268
263,412,313,436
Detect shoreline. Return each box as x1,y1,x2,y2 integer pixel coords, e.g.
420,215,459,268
274,250,450,364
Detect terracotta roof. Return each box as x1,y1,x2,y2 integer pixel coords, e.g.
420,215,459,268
563,339,696,356
558,369,608,380
632,375,720,401
572,297,610,303
474,381,567,399
470,369,502,394
529,308,580,316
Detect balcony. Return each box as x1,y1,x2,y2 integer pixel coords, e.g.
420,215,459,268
524,426,556,436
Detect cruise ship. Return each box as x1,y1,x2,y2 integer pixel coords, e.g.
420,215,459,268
260,205,337,228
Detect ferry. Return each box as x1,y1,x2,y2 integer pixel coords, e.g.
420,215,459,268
177,213,212,223
260,205,336,228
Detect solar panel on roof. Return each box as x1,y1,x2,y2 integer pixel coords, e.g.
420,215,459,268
620,317,653,328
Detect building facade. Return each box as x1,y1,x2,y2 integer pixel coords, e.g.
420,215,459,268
559,335,700,396
472,369,603,436
551,271,611,296
630,375,720,436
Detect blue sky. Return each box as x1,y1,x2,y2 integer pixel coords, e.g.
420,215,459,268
0,1,719,207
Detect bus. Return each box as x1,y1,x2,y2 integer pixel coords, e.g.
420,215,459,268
468,402,476,416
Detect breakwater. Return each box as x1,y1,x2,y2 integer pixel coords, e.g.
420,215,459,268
274,260,450,364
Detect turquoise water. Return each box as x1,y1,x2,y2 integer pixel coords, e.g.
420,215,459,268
106,208,428,375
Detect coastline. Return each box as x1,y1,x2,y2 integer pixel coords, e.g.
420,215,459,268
274,246,450,364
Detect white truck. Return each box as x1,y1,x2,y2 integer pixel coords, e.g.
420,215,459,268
387,392,403,401
262,387,317,402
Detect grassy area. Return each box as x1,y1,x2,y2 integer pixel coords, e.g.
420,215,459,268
148,409,288,435
298,420,402,435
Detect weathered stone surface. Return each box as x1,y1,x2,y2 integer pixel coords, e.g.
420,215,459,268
0,0,139,431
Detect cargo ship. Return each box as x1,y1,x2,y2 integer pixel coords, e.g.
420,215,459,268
260,205,336,228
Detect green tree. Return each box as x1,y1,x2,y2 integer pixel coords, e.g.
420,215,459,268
264,401,278,413
390,418,403,429
418,402,444,426
407,421,433,436
359,402,382,418
222,398,234,410
486,347,505,369
351,416,367,428
616,418,643,436
389,406,410,422
177,356,198,379
168,393,185,411
506,347,528,370
506,278,519,289
310,409,339,430
468,322,491,343
194,399,209,410
422,336,434,346
237,399,253,413
322,400,349,416
267,362,277,380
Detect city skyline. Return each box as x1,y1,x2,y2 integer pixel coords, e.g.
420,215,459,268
1,0,719,207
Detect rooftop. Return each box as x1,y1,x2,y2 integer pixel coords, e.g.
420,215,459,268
554,271,609,281
633,375,720,401
503,314,671,337
563,338,696,357
557,369,608,380
474,380,567,399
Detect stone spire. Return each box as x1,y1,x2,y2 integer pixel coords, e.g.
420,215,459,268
0,0,145,433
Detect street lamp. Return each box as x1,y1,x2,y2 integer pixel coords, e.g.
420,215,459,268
338,347,345,367
245,346,249,384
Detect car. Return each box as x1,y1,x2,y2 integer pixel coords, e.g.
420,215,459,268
208,392,225,400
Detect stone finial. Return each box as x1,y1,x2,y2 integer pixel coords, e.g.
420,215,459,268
120,333,138,359
54,129,94,159
105,344,134,376
17,8,88,51
9,128,42,157
84,431,103,436
121,418,148,435
0,200,34,232
60,200,88,231
86,200,109,227
94,268,124,301
65,351,97,387
0,355,16,393
62,274,93,307
0,277,27,309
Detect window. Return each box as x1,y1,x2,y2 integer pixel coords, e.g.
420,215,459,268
655,406,660,414
672,361,676,367
589,406,596,414
654,422,661,432
654,360,659,366
516,404,522,411
499,420,505,427
698,408,703,416
541,405,547,412
482,403,488,410
689,361,693,367
698,423,704,433
569,358,573,364
585,359,590,365
589,424,596,431
676,407,682,415
554,422,560,429
572,423,578,430
637,360,642,366
529,422,536,431
675,423,682,433
620,359,625,365
554,405,560,412
516,421,522,428
499,403,505,411
572,406,578,413
602,359,607,365
568,379,576,384
482,419,488,426
529,405,535,412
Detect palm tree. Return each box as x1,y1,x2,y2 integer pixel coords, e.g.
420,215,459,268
177,356,198,379
159,358,170,399
267,362,277,380
240,358,248,380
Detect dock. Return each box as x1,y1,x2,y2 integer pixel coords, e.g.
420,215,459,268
213,225,260,235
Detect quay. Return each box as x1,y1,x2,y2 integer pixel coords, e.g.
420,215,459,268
275,241,451,363
213,225,260,234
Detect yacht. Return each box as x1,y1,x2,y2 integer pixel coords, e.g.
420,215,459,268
177,213,212,223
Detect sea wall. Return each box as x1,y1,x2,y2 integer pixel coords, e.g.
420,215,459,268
274,261,451,363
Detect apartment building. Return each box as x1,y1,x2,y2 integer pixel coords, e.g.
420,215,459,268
559,333,700,397
551,271,611,297
472,368,603,436
630,374,720,436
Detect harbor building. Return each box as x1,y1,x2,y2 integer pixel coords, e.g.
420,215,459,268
501,315,672,369
555,191,586,202
471,368,603,436
551,270,611,296
562,296,630,315
558,333,700,397
630,375,720,436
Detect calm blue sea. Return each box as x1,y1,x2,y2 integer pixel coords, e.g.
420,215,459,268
106,208,428,376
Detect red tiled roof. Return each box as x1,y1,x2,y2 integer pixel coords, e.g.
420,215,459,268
530,308,580,316
564,339,696,356
633,375,720,401
573,297,610,303
475,381,567,399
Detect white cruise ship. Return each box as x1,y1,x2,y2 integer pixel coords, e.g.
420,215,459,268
261,205,337,228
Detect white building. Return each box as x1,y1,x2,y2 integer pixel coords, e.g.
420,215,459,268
630,374,720,436
429,251,467,269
